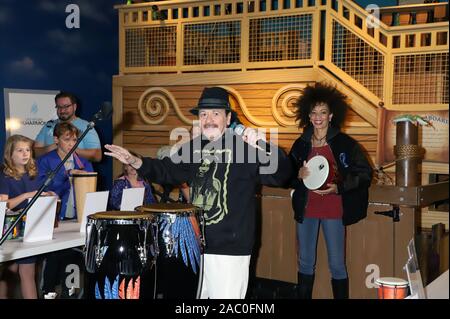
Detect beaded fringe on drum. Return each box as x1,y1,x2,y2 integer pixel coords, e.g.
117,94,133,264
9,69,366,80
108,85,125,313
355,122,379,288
159,215,201,274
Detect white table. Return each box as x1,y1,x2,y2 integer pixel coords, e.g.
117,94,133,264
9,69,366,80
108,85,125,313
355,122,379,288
0,221,85,263
425,269,449,299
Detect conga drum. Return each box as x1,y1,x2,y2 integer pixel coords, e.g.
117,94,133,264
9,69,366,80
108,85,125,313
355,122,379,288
84,211,157,299
376,277,409,299
72,172,97,223
136,203,205,299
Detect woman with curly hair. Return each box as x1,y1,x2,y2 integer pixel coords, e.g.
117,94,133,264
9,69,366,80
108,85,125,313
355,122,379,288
0,135,53,299
289,82,373,299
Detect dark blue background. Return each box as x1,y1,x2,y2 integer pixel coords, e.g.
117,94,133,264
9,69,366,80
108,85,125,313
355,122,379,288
0,0,121,189
0,0,397,189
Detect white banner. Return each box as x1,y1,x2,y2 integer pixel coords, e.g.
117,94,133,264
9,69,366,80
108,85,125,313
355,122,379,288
4,88,59,140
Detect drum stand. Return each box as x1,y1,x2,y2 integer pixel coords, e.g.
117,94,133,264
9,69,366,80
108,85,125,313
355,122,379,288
152,225,159,299
195,212,206,299
196,254,205,299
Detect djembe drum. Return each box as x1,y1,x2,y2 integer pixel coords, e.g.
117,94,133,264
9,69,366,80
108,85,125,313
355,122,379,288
376,277,409,299
84,211,157,299
136,203,205,299
72,172,97,223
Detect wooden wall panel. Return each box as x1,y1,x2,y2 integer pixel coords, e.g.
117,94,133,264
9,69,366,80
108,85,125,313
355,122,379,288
120,83,377,157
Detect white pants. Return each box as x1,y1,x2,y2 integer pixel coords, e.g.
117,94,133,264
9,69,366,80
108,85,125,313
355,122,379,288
199,254,251,299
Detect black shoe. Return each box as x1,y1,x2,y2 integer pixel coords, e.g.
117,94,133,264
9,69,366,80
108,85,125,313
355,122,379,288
297,272,315,299
331,278,349,299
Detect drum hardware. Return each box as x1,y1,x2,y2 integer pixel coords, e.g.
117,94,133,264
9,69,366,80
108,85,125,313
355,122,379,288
137,246,147,265
160,213,177,258
152,226,160,261
95,224,104,267
198,213,206,249
138,221,148,265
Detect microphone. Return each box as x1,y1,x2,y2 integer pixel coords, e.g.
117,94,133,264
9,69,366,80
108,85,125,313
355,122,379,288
92,101,113,122
233,124,272,155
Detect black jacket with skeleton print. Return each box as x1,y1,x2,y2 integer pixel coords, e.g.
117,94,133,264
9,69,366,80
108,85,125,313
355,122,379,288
137,130,292,255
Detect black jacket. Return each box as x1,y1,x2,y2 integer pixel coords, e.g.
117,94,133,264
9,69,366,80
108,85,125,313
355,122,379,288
137,130,292,255
289,126,373,226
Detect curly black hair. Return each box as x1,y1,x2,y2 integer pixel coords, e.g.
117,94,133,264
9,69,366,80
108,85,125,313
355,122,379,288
294,82,349,128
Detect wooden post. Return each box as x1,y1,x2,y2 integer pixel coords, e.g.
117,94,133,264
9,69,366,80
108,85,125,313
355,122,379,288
395,121,420,187
429,223,446,283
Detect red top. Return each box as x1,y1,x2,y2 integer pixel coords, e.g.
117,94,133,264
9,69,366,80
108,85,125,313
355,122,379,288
304,145,343,219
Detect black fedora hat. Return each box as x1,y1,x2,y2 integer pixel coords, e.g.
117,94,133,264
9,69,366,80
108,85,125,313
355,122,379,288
190,87,231,115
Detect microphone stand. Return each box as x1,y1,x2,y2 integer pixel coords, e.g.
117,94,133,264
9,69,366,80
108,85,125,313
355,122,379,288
0,118,102,246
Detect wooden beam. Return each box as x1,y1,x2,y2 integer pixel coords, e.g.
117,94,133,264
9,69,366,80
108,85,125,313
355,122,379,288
369,181,449,207
419,181,449,207
113,68,318,87
369,184,419,206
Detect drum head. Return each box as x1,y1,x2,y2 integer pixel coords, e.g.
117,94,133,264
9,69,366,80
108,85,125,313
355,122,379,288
89,211,154,220
303,155,329,190
375,277,409,287
137,203,201,214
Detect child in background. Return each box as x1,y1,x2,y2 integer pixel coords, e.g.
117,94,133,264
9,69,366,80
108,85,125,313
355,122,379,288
36,122,93,298
37,122,93,220
0,135,54,299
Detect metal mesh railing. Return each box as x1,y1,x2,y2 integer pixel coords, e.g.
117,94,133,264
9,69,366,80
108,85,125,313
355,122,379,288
249,14,313,62
125,26,177,67
393,52,449,104
184,21,241,65
332,20,385,99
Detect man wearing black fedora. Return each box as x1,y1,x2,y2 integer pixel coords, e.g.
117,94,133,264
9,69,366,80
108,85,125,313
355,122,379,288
105,86,292,299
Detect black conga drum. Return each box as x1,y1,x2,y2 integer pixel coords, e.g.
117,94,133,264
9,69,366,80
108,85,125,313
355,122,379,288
84,211,157,299
137,203,205,299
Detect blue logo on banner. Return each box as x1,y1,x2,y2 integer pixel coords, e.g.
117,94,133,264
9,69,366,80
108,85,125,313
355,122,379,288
31,102,38,114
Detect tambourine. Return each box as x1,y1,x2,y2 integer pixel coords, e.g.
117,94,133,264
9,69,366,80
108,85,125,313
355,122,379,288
303,155,329,190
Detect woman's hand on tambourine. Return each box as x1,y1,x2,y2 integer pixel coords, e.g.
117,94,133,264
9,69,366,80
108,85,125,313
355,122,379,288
104,144,142,169
313,183,338,196
298,161,309,180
